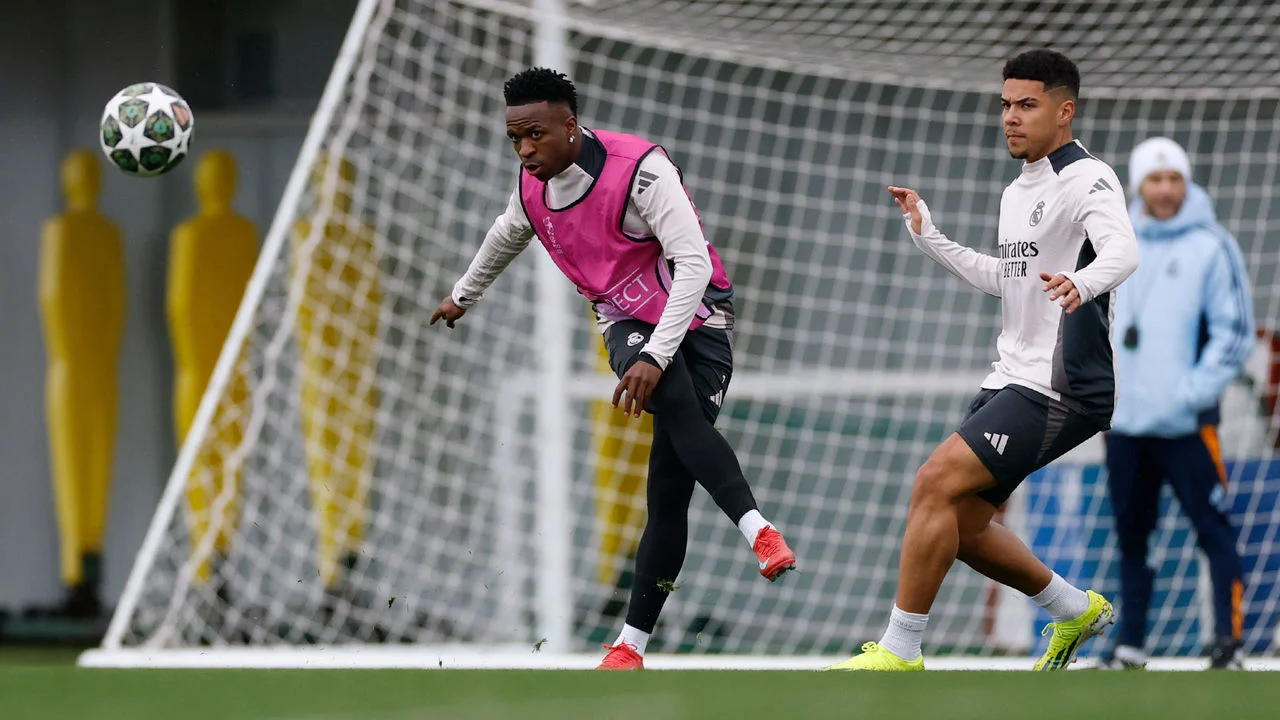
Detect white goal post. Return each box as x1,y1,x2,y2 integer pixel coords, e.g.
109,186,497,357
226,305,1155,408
84,0,1280,669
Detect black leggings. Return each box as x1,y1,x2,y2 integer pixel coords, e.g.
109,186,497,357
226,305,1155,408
604,321,760,633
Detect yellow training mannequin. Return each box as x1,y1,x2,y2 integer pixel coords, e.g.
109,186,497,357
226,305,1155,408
590,331,654,585
38,149,125,598
167,150,258,581
292,154,381,588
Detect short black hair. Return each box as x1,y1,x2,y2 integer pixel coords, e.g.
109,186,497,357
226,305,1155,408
1003,50,1080,99
504,67,578,116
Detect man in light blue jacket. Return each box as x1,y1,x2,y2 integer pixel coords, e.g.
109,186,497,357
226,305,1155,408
1104,137,1255,670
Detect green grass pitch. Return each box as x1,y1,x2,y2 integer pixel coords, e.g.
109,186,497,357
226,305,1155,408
2,648,1278,720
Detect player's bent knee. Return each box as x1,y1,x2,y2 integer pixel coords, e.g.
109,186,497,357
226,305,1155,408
909,458,964,509
910,436,998,509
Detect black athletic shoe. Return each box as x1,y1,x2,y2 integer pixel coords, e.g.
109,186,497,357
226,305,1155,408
1208,636,1244,670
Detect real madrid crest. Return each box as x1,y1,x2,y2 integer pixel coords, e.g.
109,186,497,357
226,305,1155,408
1029,200,1045,227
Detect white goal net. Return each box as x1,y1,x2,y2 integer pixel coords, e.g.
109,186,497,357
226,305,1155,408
91,0,1280,666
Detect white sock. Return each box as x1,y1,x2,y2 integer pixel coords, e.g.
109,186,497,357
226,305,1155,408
737,509,772,546
614,623,650,656
878,605,928,661
1112,644,1148,665
1031,572,1090,623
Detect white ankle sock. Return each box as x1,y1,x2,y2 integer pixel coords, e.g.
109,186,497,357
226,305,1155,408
1031,572,1090,623
737,510,772,545
1112,644,1148,666
877,605,929,661
614,624,650,656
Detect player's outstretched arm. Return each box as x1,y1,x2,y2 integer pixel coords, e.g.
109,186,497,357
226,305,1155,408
888,186,1001,297
431,187,535,330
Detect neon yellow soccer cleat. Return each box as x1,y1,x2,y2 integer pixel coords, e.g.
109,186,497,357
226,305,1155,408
824,642,925,672
1034,589,1115,671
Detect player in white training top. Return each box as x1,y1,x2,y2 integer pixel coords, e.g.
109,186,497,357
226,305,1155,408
828,50,1139,672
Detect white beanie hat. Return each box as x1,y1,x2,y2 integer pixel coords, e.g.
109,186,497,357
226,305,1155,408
1128,136,1191,194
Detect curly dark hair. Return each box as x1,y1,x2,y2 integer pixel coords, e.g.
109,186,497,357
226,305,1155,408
503,67,578,116
1003,50,1080,99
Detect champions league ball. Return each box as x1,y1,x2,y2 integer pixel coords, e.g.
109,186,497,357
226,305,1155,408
99,82,194,177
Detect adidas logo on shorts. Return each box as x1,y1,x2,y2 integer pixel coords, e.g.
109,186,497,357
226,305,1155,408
984,432,1010,455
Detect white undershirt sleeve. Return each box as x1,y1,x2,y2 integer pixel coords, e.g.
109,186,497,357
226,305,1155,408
630,152,713,370
906,199,1003,297
451,185,536,307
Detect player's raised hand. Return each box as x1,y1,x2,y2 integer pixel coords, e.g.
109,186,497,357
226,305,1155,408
1041,272,1081,314
429,296,467,328
888,186,925,235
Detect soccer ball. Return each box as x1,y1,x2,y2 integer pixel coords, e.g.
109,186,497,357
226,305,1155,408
99,83,194,178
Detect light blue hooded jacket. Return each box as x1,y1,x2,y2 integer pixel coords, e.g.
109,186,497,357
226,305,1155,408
1110,183,1255,437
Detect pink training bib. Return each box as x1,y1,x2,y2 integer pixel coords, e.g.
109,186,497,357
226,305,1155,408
519,129,731,328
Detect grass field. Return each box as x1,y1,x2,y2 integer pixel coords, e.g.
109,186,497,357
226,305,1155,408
3,647,1279,720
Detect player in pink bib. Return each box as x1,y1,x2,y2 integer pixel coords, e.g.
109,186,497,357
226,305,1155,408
518,128,731,330
431,68,795,670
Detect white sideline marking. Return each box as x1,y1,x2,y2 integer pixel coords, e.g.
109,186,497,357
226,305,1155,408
78,646,1280,671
